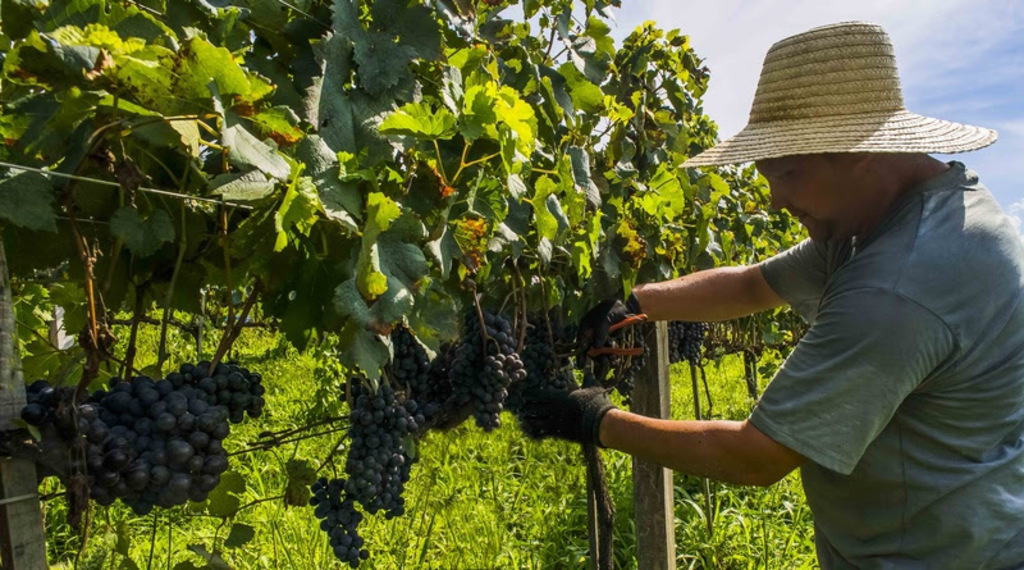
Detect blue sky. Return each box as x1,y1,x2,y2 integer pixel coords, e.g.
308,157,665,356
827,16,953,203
606,0,1024,227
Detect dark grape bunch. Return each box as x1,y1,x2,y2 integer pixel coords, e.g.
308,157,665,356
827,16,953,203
613,326,646,405
507,323,571,413
343,379,421,518
390,326,440,422
310,477,368,568
448,311,527,431
20,360,266,515
668,321,709,364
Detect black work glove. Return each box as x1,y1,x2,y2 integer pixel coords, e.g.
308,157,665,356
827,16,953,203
576,293,642,363
517,387,617,446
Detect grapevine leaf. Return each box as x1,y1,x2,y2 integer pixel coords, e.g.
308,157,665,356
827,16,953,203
179,37,273,105
186,545,230,570
558,63,604,114
209,171,276,202
0,172,57,232
532,176,558,241
306,34,356,152
169,119,201,157
545,193,570,237
493,86,537,154
460,85,498,141
333,279,373,328
367,192,401,235
247,106,304,147
294,135,361,231
568,146,602,209
109,207,175,257
283,459,317,507
426,225,459,278
373,0,442,60
379,102,457,140
506,173,527,200
222,124,291,181
274,177,323,251
206,470,245,518
352,31,417,98
337,320,388,380
224,524,256,549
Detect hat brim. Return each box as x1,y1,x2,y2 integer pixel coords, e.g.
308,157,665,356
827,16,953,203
682,110,997,167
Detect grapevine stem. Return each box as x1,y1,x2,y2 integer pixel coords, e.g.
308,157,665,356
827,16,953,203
209,280,262,372
157,201,188,373
513,262,528,353
433,140,449,185
221,202,236,333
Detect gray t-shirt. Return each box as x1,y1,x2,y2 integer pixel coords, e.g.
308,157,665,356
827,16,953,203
753,162,1024,569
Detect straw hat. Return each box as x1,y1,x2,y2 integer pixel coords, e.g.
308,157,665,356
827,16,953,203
682,21,998,167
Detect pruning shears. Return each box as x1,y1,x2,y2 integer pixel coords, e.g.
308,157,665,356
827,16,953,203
584,313,649,359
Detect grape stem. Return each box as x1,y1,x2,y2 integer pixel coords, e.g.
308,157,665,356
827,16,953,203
209,280,263,372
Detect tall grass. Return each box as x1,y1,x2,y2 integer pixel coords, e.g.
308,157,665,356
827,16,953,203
41,324,816,569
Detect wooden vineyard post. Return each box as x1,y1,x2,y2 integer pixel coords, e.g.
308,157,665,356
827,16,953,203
629,321,676,569
0,241,49,569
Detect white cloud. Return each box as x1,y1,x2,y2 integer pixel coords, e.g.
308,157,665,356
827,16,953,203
610,0,1024,209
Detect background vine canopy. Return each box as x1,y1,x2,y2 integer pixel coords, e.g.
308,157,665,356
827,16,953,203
0,0,804,385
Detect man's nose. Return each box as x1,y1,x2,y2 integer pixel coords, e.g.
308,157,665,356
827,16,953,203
769,190,787,212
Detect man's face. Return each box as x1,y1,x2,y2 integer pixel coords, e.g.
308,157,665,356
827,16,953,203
755,154,864,242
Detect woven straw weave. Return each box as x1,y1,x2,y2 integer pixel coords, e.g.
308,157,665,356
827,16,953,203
683,21,997,167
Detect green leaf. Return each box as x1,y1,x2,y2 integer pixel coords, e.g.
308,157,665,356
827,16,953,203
294,136,360,231
206,470,245,518
0,172,57,232
224,523,256,549
567,146,601,209
284,459,317,507
380,102,457,140
352,31,417,98
110,207,175,257
274,177,323,251
532,176,558,241
222,124,291,181
558,63,604,114
460,85,498,141
179,37,273,104
337,320,388,380
186,545,230,570
209,171,276,202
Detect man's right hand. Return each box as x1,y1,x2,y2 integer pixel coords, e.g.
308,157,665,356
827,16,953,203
576,293,643,353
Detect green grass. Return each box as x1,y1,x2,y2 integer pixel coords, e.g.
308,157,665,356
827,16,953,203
40,324,816,569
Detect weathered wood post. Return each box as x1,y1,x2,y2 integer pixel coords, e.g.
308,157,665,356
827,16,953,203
0,240,49,569
630,321,675,569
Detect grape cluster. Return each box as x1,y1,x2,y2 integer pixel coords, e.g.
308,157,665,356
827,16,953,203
19,361,265,514
668,321,709,364
310,477,368,568
343,379,421,518
390,326,439,421
449,311,526,431
507,323,571,413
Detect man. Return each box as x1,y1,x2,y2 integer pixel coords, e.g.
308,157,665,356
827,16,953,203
520,21,1024,569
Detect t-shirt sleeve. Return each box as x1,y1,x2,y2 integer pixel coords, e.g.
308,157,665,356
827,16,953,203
758,239,829,322
749,288,956,475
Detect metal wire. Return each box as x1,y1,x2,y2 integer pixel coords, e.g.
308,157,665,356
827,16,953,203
0,161,255,210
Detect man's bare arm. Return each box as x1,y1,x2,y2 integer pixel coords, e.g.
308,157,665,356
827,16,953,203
632,264,785,322
599,409,805,486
